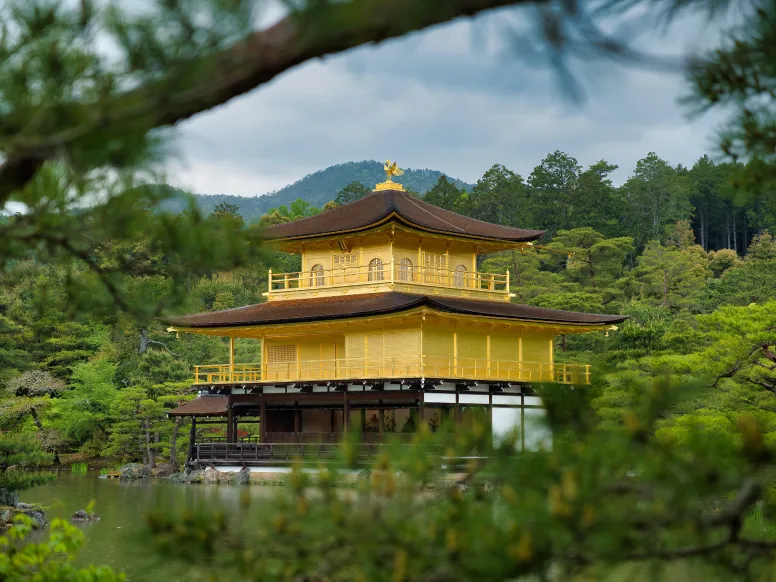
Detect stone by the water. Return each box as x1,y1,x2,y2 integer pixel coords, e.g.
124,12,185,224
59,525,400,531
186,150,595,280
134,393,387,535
203,467,219,484
71,509,100,521
235,467,250,485
119,463,151,480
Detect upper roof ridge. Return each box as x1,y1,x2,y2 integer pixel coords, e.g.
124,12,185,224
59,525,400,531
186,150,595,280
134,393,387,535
261,188,544,243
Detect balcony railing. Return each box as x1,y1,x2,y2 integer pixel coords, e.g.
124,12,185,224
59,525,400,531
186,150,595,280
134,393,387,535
267,262,509,296
193,356,591,385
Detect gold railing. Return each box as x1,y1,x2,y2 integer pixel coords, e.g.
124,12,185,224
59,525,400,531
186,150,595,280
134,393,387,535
268,262,509,294
193,357,591,385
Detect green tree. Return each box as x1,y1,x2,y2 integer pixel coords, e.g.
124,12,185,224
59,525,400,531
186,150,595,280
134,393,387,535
620,153,693,250
423,175,465,211
48,360,117,452
526,151,581,236
467,164,527,226
545,228,633,290
633,240,710,310
334,181,371,206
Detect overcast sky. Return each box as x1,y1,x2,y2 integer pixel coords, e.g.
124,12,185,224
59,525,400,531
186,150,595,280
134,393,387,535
167,5,726,197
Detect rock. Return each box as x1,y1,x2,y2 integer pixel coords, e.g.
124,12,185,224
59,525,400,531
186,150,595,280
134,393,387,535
29,510,47,528
152,463,175,478
187,469,205,484
15,502,33,510
203,467,220,485
71,509,89,521
71,509,99,522
235,467,250,486
167,472,186,483
119,463,151,480
218,471,234,485
0,489,19,507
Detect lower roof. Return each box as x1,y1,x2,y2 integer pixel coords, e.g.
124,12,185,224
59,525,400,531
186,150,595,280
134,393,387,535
168,396,228,417
164,292,627,329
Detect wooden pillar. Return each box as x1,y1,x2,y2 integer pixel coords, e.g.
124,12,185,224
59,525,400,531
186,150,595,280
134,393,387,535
186,417,197,466
343,392,350,434
226,396,235,442
259,396,266,443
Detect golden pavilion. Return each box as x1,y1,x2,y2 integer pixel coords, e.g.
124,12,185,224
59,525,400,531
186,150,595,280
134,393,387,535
167,163,626,466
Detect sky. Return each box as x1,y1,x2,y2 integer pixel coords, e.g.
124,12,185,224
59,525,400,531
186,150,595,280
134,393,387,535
167,4,727,197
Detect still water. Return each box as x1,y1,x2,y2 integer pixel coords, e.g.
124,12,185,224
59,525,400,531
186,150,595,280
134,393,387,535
24,471,279,581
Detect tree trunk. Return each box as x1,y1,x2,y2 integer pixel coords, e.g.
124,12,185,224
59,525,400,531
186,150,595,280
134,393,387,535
662,268,669,307
139,329,150,354
170,416,181,470
140,433,148,465
587,252,596,289
144,421,155,467
699,209,707,250
733,215,738,253
29,407,43,430
29,407,60,465
510,250,520,287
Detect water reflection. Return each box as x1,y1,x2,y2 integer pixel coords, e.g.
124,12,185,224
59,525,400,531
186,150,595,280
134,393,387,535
24,471,281,581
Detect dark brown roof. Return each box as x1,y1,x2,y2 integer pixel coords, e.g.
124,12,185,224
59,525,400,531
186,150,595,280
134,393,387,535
165,292,627,329
168,396,227,417
261,190,544,243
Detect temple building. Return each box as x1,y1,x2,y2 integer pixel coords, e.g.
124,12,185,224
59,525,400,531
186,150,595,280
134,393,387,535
166,163,626,467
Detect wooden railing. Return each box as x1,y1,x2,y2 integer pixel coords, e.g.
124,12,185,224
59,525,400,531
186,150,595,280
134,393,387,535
193,357,591,385
192,441,467,467
268,261,509,295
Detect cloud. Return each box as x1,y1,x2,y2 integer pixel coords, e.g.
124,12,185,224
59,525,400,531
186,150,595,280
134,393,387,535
168,7,727,197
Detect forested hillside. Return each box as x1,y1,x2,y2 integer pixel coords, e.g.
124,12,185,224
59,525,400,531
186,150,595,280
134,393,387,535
161,161,473,222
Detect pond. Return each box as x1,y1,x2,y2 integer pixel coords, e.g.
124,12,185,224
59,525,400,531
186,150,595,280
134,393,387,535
22,471,700,582
23,471,280,581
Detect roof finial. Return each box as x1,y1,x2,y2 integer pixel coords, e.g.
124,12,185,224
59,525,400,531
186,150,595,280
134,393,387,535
374,160,406,191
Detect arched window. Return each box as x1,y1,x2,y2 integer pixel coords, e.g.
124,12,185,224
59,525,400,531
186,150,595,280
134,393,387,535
453,264,467,287
398,258,413,281
368,258,384,281
310,264,325,287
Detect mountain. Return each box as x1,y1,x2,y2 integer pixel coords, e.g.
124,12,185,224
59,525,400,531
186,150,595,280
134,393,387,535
162,160,473,222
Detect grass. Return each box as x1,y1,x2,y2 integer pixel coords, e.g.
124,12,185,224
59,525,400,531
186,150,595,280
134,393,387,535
70,462,88,473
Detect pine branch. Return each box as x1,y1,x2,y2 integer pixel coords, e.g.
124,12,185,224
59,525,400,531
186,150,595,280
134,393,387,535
0,0,531,203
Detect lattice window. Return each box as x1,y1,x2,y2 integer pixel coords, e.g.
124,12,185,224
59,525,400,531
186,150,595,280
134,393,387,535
453,264,467,287
423,253,444,269
267,344,297,365
368,257,384,281
398,258,413,281
310,264,325,286
423,253,444,283
334,253,358,268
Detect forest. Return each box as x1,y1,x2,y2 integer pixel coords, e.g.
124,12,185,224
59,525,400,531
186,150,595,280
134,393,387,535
2,150,775,469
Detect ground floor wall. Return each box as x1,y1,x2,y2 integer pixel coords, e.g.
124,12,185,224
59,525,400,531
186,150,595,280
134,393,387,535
214,386,550,452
